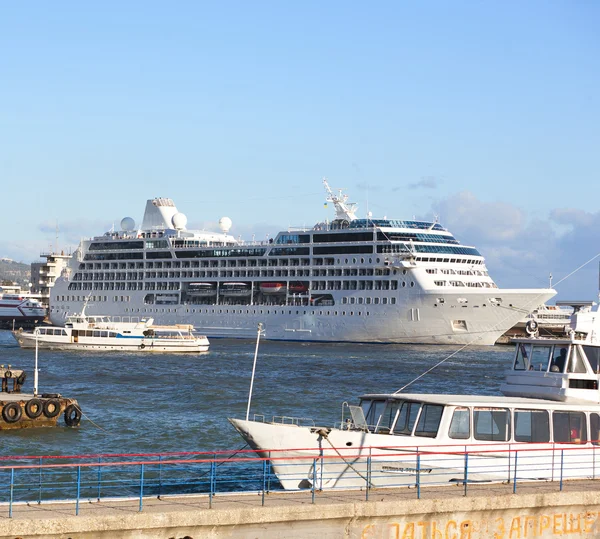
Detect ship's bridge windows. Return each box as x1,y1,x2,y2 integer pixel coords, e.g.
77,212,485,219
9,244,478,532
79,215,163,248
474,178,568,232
414,404,443,438
448,407,470,439
553,411,587,444
514,409,550,443
583,346,600,374
474,408,510,441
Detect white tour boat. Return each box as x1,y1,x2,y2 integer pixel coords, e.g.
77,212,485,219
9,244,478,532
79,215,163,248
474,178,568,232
230,307,600,490
13,309,210,353
48,179,555,345
0,294,46,326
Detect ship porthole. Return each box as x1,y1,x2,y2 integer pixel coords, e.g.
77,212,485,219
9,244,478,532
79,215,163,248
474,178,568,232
346,442,353,447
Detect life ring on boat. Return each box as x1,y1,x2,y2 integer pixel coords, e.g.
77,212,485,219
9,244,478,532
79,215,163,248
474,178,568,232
64,404,82,427
139,343,146,350
525,320,539,335
43,399,61,418
25,398,43,419
4,370,12,379
2,402,22,423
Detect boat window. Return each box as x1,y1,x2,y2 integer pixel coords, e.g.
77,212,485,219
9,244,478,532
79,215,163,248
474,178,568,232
514,343,530,370
394,402,421,435
448,407,470,439
474,408,510,441
514,409,550,443
378,400,402,433
531,345,552,372
553,411,587,444
566,347,587,374
591,414,600,446
584,347,600,374
364,400,386,430
414,404,443,438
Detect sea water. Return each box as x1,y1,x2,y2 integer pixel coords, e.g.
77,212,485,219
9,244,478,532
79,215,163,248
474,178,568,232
0,330,513,457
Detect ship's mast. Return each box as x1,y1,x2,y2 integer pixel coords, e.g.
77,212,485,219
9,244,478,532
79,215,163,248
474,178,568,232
322,177,358,221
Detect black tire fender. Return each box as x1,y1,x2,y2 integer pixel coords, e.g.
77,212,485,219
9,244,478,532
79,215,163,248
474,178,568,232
2,402,22,423
25,398,43,419
16,372,27,386
4,370,12,379
43,399,61,418
64,404,82,427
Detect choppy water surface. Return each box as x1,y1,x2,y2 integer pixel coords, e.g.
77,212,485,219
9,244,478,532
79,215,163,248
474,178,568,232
0,330,513,457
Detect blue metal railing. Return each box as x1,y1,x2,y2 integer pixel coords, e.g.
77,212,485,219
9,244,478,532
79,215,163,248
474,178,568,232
0,442,598,517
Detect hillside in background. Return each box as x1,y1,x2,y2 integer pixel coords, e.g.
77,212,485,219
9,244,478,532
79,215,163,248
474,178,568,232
0,258,31,287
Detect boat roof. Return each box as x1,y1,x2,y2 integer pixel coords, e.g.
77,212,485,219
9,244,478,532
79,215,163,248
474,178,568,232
360,392,600,410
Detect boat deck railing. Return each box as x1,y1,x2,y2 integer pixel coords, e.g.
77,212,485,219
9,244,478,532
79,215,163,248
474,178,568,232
1,442,600,517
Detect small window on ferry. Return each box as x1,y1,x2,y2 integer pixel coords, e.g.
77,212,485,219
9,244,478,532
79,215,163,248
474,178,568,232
591,414,600,446
474,408,510,441
553,411,587,444
514,409,550,443
514,343,531,370
449,407,470,439
584,346,600,374
415,404,443,438
531,345,552,372
377,401,401,433
364,400,386,430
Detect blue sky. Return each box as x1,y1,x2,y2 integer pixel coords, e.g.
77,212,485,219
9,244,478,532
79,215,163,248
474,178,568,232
1,1,599,300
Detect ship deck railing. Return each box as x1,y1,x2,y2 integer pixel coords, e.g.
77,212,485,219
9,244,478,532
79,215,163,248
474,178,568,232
2,441,600,517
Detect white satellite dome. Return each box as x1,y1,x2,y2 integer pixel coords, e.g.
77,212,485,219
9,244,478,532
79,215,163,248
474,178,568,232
120,217,136,231
219,216,232,233
172,212,188,230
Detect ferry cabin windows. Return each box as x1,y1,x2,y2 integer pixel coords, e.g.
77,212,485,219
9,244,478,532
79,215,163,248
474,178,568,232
448,407,470,439
553,411,587,444
473,408,510,441
514,409,550,443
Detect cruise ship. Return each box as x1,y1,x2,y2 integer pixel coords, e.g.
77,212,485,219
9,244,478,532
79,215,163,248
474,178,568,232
48,180,556,345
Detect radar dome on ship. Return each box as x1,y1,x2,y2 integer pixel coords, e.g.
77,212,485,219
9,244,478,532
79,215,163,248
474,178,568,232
120,217,136,231
219,217,232,233
172,212,188,230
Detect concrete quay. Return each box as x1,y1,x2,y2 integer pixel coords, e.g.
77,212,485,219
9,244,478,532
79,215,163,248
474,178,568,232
1,480,599,539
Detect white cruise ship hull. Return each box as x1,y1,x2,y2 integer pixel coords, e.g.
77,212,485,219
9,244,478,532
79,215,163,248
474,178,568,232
49,287,554,345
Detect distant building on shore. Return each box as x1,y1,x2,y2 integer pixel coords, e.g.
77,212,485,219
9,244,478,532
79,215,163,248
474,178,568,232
31,251,71,308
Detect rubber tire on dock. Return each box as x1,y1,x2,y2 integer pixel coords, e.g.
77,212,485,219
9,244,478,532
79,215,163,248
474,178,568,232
64,404,82,427
2,402,22,423
25,398,43,419
43,399,61,419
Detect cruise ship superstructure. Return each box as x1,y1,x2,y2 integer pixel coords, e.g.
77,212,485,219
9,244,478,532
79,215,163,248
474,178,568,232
49,180,555,345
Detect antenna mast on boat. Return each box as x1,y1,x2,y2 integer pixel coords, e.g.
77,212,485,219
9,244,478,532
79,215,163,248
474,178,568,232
322,177,358,221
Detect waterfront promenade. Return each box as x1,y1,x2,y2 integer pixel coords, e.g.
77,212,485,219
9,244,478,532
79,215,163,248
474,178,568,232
2,479,600,539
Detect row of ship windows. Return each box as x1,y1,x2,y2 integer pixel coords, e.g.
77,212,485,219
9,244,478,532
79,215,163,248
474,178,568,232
71,267,400,280
426,268,489,276
78,255,483,269
434,281,498,288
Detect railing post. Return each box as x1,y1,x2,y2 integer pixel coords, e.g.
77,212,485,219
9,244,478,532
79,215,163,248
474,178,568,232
513,450,518,494
97,456,102,501
38,456,42,504
560,450,564,491
366,455,371,501
416,452,421,500
311,458,316,504
139,464,144,512
209,460,215,509
76,466,81,516
9,468,14,518
463,450,468,497
158,455,162,498
261,459,267,507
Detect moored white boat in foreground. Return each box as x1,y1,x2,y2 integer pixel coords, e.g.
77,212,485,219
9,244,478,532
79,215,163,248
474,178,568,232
13,309,209,353
230,306,600,490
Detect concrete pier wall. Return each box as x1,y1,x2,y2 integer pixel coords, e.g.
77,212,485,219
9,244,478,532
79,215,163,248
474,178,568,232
1,488,599,539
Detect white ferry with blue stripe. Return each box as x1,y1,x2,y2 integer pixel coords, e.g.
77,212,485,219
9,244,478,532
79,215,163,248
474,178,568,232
47,179,555,345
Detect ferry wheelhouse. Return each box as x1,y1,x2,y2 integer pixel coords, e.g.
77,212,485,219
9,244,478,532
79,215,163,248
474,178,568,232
48,180,555,344
229,307,600,490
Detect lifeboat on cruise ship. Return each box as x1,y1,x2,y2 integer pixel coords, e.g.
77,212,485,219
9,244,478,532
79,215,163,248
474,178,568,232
220,282,252,296
288,282,308,294
260,282,286,294
186,282,217,297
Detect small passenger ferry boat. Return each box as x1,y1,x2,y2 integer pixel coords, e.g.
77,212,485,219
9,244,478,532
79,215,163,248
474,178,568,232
230,305,600,490
13,309,210,353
